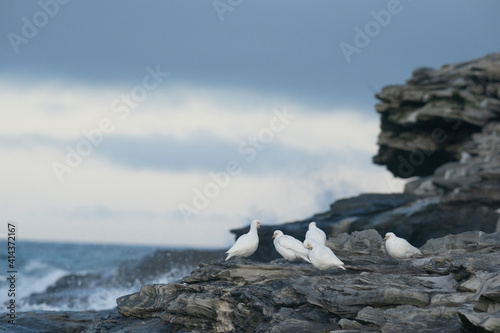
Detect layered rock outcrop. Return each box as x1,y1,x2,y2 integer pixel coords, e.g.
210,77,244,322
96,230,500,332
6,231,500,332
373,52,500,178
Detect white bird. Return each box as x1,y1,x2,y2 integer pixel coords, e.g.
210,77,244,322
304,239,346,270
305,222,327,245
383,232,422,259
272,230,311,263
225,220,261,261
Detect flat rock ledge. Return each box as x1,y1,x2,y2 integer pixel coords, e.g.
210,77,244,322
82,230,500,333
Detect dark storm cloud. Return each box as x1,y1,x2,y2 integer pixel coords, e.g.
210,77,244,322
1,1,499,111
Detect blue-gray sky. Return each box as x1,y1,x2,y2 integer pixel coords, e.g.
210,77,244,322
2,1,499,108
1,1,499,246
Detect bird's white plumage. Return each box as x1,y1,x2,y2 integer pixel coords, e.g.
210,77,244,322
304,239,345,270
273,230,311,263
225,220,261,261
384,232,422,259
305,222,327,245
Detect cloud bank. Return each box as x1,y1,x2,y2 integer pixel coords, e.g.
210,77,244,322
1,80,405,247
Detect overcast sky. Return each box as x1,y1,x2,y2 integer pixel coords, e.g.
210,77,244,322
1,1,499,247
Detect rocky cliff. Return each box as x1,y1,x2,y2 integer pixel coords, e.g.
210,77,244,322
5,230,499,332
373,52,500,178
66,230,500,332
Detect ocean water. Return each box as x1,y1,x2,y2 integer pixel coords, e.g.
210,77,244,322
0,241,189,312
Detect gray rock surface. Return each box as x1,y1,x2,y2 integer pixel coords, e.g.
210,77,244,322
9,229,500,332
91,230,500,332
